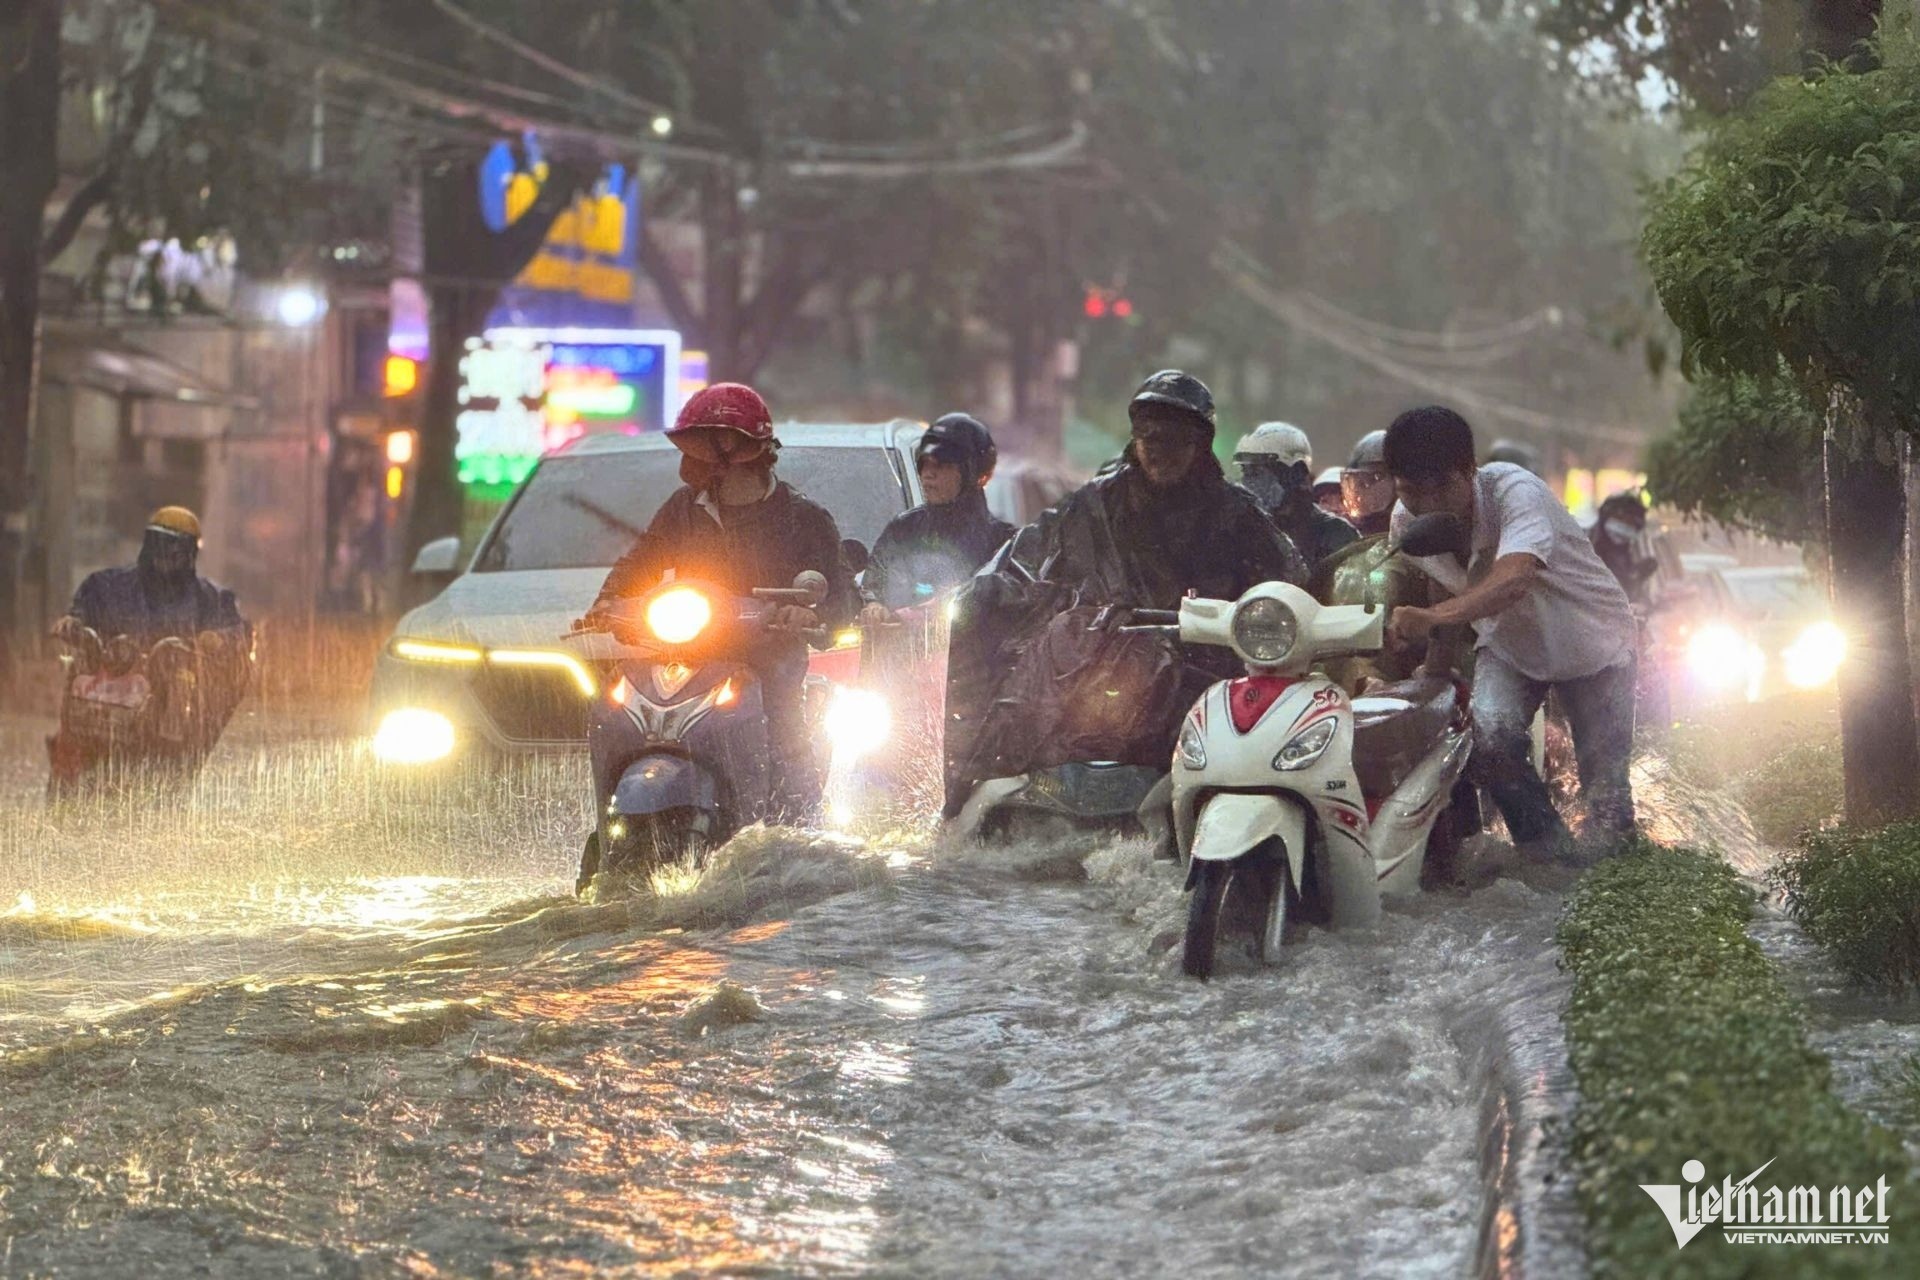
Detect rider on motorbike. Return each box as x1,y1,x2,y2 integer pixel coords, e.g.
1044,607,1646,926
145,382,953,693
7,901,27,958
588,383,856,816
943,370,1309,817
1339,431,1396,539
1590,491,1659,607
48,506,251,783
1234,421,1358,570
859,412,1013,622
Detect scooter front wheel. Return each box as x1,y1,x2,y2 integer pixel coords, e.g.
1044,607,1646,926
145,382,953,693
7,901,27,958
1183,861,1231,980
1184,856,1291,981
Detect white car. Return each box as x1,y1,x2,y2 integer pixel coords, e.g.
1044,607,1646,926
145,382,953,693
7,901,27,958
369,421,934,764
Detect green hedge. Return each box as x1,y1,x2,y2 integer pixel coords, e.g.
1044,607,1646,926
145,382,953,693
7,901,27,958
1739,738,1844,847
1777,823,1920,990
1558,842,1917,1278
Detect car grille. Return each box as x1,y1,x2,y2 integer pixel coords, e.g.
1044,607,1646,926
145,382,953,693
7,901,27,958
472,664,603,744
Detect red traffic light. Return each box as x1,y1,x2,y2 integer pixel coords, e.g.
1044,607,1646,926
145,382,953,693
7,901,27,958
1084,290,1109,319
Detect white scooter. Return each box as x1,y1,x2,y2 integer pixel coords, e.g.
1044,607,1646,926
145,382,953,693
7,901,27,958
1158,517,1473,979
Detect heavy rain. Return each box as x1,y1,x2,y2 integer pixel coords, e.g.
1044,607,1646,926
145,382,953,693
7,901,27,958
5,2,1920,1278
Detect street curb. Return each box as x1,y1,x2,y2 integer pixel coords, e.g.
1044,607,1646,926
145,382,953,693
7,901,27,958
1469,971,1588,1280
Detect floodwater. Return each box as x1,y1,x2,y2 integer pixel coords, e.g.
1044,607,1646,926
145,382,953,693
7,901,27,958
0,711,1577,1278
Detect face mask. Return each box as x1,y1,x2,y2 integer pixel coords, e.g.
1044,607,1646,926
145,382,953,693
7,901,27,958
1603,519,1639,544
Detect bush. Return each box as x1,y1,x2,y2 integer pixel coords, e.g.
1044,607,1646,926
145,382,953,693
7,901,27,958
1739,738,1844,847
1777,823,1920,990
1558,842,1916,1277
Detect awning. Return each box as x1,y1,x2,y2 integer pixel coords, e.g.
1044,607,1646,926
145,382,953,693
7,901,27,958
40,325,261,411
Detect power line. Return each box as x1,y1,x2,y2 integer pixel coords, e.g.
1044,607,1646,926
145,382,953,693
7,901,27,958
428,0,682,124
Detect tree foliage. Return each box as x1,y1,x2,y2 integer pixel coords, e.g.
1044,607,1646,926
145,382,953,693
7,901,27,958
1645,371,1824,543
1644,26,1920,425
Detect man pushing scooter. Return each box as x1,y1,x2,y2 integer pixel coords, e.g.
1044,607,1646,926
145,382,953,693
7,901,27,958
1382,406,1638,857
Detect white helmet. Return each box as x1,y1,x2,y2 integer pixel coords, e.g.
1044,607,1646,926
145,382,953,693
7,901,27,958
1234,421,1313,469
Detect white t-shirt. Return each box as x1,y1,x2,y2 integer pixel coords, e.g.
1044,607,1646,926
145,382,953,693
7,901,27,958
1391,463,1634,683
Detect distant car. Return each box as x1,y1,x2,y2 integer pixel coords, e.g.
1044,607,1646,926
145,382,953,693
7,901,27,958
985,459,1080,528
1673,564,1844,706
370,422,931,764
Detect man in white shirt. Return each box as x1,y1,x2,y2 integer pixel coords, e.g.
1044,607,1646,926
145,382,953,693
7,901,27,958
1383,406,1637,852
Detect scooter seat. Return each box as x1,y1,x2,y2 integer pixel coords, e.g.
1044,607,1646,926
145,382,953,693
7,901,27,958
1349,675,1458,801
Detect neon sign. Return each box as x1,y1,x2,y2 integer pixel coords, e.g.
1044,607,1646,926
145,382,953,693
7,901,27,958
456,327,683,493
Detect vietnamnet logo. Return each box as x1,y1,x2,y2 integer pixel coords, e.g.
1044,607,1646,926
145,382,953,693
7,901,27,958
1641,1158,1893,1248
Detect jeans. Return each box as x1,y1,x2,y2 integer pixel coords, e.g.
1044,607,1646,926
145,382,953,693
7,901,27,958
1468,650,1636,844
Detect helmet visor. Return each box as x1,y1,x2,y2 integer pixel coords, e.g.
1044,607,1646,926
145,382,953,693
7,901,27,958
1341,468,1396,518
672,427,768,464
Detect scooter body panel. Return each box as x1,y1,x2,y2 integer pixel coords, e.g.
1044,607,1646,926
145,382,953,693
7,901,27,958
588,658,772,841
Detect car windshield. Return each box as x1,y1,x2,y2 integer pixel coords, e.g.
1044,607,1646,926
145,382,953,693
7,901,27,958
1721,571,1817,618
472,445,907,573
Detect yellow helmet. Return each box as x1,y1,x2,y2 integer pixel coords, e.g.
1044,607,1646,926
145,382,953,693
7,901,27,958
146,506,202,540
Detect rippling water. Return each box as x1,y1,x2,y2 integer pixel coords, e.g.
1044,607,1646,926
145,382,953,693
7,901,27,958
0,712,1581,1277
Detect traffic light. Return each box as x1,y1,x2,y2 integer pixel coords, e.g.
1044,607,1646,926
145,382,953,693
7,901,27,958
1083,286,1135,321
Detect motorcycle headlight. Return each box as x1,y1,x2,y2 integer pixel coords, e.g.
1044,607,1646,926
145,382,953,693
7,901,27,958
826,688,891,759
1273,719,1336,771
1231,597,1299,664
1783,621,1846,690
646,586,713,645
1177,718,1207,770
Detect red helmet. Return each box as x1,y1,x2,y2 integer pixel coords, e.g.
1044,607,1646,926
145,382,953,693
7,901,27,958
669,383,775,442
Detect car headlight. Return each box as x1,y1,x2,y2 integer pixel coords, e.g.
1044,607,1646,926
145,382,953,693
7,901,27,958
1783,621,1846,690
371,708,456,764
391,638,483,664
489,648,597,697
646,586,713,645
1177,718,1207,770
1231,597,1299,664
1686,625,1755,685
1273,719,1337,771
825,688,891,759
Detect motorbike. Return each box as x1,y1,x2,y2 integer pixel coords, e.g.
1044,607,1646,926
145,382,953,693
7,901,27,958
568,571,833,893
47,624,251,797
1158,514,1473,979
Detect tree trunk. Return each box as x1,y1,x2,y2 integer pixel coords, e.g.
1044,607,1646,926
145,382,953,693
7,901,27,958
1824,397,1920,826
405,158,585,561
0,0,62,699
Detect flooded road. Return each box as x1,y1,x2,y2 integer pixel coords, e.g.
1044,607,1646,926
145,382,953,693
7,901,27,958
0,713,1570,1277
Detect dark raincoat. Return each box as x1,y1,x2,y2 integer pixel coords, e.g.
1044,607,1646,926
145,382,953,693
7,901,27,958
943,453,1309,809
69,566,245,644
862,489,1014,610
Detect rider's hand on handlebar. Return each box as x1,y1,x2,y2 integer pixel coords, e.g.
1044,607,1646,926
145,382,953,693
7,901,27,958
51,615,85,644
1388,605,1439,647
858,602,893,628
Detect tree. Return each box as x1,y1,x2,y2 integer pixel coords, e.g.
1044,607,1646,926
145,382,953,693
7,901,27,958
1539,0,1884,111
1645,372,1825,544
1644,24,1920,824
0,1,63,695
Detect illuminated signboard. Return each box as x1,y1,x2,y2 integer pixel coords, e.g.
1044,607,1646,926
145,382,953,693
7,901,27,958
456,327,682,491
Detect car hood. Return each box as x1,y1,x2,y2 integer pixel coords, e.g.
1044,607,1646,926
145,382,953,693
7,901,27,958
393,569,610,652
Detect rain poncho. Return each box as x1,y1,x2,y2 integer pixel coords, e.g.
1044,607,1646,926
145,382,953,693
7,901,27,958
861,488,1014,610
943,453,1308,806
68,561,245,645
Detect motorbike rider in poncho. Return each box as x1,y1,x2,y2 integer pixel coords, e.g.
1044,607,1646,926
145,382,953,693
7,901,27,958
859,412,1014,621
48,506,252,786
942,370,1308,819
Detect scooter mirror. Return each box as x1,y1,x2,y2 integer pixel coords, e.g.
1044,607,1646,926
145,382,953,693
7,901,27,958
1396,513,1469,559
792,570,829,606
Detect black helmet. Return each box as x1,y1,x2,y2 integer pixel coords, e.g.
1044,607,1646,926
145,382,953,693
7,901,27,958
916,412,998,488
1128,369,1216,435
